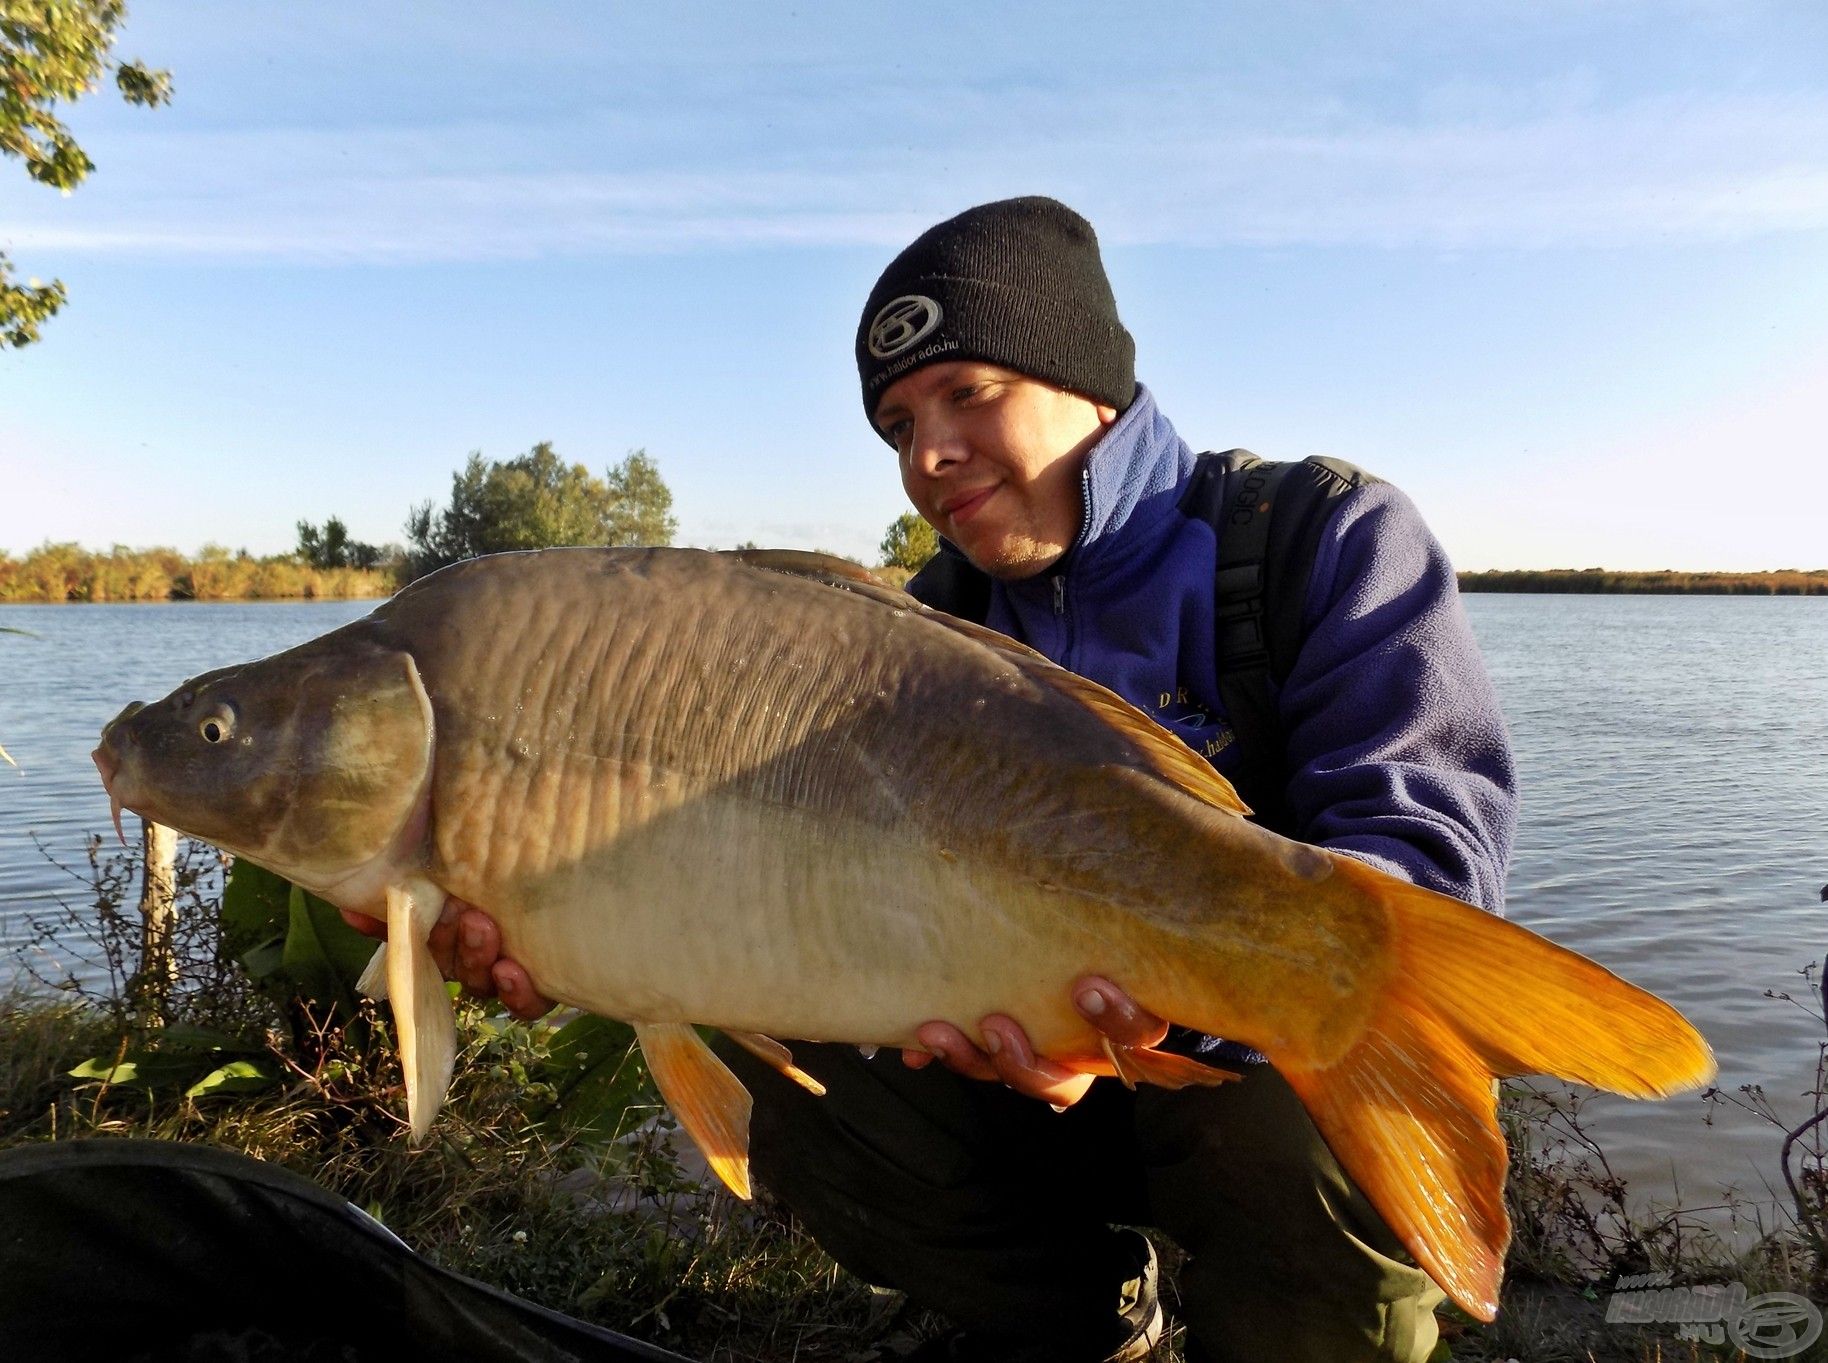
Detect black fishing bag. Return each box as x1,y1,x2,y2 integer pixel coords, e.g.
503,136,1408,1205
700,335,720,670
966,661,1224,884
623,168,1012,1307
0,1139,691,1363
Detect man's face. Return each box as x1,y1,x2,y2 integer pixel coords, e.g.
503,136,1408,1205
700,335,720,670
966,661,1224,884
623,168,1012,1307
873,360,1116,581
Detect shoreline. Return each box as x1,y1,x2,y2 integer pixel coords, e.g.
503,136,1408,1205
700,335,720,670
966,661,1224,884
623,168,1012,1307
1459,569,1828,595
0,593,389,606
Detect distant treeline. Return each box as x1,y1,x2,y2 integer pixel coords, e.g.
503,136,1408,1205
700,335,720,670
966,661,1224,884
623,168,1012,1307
0,544,397,603
1459,568,1828,596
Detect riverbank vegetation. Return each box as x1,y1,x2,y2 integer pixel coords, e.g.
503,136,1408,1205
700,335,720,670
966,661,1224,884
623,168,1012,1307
2,442,683,603
5,836,1823,1360
1460,568,1828,595
0,543,397,603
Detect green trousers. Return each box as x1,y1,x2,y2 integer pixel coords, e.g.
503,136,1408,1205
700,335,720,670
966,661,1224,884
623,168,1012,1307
713,1036,1445,1362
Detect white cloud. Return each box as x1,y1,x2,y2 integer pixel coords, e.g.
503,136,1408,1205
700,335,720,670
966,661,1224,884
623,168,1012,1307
8,92,1827,262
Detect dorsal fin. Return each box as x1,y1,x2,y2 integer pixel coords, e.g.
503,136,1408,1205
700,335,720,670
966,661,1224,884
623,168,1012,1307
726,549,909,603
727,548,1251,819
1016,646,1257,818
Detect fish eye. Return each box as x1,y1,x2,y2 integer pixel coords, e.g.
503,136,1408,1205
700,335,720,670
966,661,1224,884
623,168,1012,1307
199,711,235,744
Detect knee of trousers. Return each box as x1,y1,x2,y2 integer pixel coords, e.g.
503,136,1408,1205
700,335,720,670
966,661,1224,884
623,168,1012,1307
1135,1066,1446,1362
712,1037,994,1197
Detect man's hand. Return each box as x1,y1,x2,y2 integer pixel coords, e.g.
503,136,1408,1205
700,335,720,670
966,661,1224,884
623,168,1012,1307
901,977,1168,1109
339,899,556,1021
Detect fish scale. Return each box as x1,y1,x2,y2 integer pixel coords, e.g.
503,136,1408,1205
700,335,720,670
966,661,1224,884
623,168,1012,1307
92,544,1715,1322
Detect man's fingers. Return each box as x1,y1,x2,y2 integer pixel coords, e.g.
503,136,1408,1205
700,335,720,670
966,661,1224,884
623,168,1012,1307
492,960,555,1021
914,1022,1000,1083
1073,976,1168,1049
981,1015,1097,1108
426,899,464,980
345,895,554,1017
454,907,501,998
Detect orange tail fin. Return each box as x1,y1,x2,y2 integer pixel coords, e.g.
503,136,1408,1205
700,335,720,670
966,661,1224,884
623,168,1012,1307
1274,857,1714,1321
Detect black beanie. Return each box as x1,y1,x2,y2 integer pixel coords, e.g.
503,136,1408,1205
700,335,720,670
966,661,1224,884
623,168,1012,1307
856,196,1136,434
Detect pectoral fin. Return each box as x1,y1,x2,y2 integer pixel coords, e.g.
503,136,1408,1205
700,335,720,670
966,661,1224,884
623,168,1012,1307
726,1030,827,1095
357,943,389,1000
385,877,455,1142
635,1021,754,1199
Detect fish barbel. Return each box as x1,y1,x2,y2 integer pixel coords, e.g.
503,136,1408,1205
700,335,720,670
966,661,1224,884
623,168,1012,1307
91,547,1714,1320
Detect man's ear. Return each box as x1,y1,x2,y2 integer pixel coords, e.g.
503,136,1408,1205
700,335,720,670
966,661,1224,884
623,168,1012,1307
1095,404,1118,425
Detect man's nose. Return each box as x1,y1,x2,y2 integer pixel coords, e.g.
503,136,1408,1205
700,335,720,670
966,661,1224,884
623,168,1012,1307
907,418,964,478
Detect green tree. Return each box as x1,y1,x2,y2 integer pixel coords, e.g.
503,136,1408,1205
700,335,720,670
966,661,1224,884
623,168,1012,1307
296,516,380,570
879,511,938,572
1,0,172,347
602,448,677,548
405,442,678,579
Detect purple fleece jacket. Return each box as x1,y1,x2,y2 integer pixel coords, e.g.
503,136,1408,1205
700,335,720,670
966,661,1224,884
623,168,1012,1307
933,385,1518,1055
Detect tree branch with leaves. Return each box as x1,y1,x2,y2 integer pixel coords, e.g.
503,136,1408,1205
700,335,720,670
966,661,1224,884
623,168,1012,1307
1,0,171,347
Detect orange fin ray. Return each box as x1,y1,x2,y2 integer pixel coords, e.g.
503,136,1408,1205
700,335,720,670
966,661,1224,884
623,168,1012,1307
725,1029,827,1096
1060,1037,1241,1091
1276,857,1716,1322
635,1021,755,1200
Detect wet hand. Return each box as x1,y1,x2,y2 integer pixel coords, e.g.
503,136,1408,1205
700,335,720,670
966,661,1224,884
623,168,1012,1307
900,976,1167,1109
338,898,556,1021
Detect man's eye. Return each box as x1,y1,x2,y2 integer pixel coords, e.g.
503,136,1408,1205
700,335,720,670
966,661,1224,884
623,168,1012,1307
886,419,912,446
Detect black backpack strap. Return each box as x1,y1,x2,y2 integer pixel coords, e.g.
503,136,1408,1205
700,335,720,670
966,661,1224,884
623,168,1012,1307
1261,456,1377,680
1181,450,1296,828
1181,451,1378,833
906,540,993,623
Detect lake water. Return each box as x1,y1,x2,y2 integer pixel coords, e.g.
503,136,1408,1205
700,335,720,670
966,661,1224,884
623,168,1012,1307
2,594,1825,1224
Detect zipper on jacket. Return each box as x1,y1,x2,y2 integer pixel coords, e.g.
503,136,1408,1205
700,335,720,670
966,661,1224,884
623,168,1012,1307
1052,575,1066,616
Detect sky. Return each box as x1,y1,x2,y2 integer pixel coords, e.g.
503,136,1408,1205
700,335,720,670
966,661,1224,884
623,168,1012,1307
1,1,1825,571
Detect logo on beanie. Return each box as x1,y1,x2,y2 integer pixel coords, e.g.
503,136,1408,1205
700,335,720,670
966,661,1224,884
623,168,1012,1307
867,295,944,360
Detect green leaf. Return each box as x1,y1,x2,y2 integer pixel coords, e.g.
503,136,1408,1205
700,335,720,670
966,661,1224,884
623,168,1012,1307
239,939,285,983
186,1059,278,1098
69,1047,205,1091
539,1014,653,1139
221,859,291,972
281,884,363,1018
224,860,375,1013
68,1054,135,1082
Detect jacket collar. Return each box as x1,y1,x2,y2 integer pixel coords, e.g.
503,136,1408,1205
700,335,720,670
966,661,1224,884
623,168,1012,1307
1002,382,1195,604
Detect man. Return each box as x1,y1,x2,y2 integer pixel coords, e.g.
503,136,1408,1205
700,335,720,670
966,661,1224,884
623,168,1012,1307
374,196,1517,1362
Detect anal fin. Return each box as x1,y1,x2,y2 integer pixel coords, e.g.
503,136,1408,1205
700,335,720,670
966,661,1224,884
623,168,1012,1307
726,1030,827,1096
636,1021,755,1199
1097,1036,1240,1090
385,878,455,1142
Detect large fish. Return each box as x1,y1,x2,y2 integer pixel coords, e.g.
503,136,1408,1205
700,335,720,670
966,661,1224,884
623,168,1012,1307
92,547,1712,1319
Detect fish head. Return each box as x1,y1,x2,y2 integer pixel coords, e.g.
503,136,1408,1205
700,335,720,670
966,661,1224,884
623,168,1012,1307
93,641,434,898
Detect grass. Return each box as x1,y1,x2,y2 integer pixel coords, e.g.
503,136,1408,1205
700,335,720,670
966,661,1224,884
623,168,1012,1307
4,835,1824,1361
